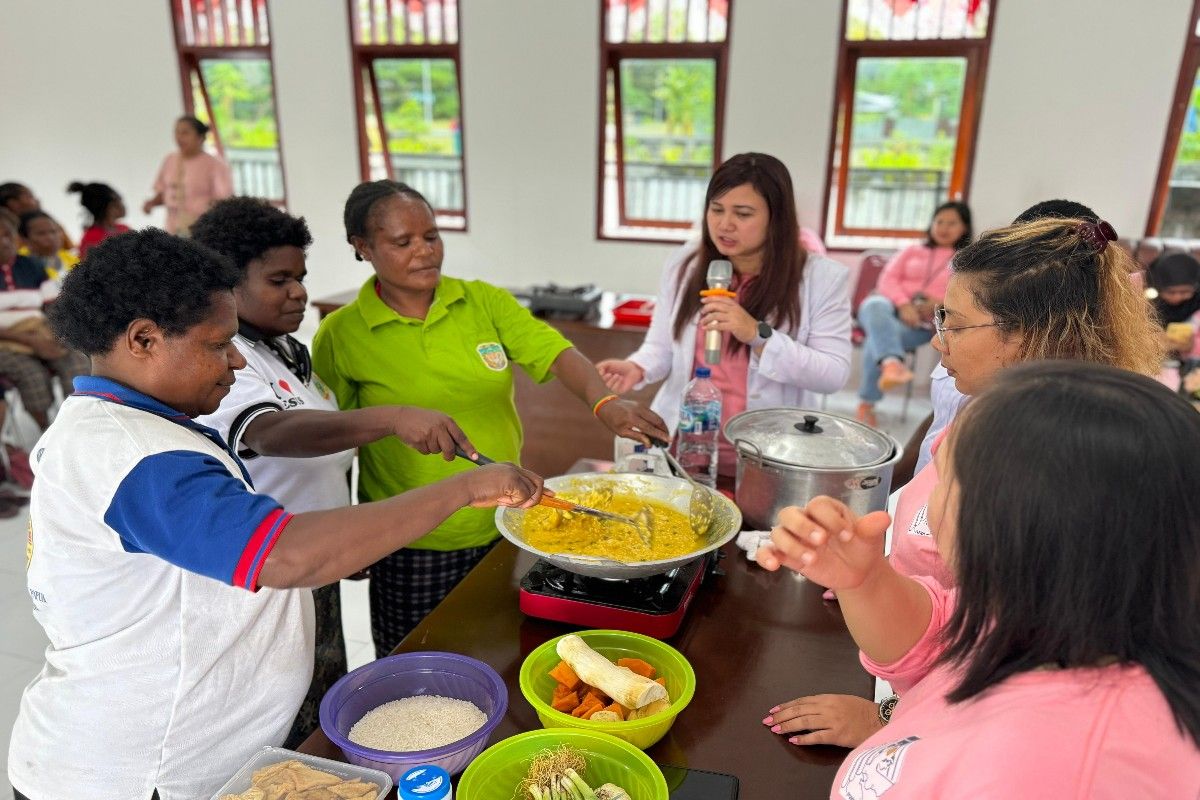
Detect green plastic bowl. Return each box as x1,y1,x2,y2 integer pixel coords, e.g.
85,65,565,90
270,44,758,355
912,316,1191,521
457,728,668,800
518,629,696,750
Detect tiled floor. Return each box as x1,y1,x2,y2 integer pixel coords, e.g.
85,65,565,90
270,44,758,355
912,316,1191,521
0,373,932,793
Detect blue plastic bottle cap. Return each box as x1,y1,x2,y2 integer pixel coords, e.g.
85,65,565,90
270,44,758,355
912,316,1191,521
695,366,712,378
398,765,452,800
633,444,646,453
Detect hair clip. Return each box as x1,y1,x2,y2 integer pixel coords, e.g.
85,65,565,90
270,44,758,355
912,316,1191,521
1076,219,1117,254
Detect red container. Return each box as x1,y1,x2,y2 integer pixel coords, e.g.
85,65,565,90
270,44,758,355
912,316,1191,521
612,299,655,326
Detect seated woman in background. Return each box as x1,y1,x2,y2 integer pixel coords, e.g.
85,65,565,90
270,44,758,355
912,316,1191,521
191,196,487,747
597,152,852,483
759,361,1200,797
1147,251,1200,360
855,201,971,427
0,212,88,430
1,181,74,251
18,211,78,281
71,181,130,258
762,214,1162,750
313,180,670,658
143,116,233,236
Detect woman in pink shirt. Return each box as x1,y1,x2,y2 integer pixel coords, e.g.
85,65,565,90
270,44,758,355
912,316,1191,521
597,153,852,483
856,202,971,427
760,360,1200,798
143,116,233,236
764,213,1164,750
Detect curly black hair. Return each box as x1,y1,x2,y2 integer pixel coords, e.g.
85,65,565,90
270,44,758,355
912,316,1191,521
48,228,241,355
343,180,432,260
190,196,313,274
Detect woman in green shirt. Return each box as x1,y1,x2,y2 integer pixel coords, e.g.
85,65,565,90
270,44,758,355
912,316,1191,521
313,180,669,656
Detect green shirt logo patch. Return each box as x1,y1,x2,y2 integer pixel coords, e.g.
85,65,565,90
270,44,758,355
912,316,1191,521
476,342,508,371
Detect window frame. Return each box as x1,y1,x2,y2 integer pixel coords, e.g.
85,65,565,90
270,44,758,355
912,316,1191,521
167,0,289,206
595,1,734,244
1146,0,1200,236
346,0,470,230
820,1,999,245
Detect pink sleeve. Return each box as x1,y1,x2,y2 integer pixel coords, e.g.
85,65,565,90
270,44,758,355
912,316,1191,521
212,157,234,200
875,246,915,306
922,248,956,301
799,227,827,256
152,153,172,194
860,576,957,694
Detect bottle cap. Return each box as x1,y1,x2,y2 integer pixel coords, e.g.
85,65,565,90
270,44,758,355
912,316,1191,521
399,765,451,800
633,444,646,453
695,366,712,378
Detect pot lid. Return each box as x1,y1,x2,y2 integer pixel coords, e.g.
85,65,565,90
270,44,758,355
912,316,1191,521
724,408,895,469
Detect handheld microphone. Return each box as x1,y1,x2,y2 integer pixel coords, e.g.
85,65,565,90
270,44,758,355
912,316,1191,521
704,259,734,364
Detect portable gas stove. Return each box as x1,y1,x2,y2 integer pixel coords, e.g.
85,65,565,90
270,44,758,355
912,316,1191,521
520,283,603,320
518,551,724,638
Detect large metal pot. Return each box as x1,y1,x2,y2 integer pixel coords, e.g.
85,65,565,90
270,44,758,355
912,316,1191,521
724,408,902,530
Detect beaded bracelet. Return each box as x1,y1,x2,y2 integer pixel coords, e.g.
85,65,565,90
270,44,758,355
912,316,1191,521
592,393,620,416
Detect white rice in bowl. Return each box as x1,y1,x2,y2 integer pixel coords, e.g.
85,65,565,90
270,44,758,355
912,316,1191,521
348,695,487,752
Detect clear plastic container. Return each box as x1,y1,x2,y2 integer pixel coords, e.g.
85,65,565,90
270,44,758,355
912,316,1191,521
209,746,392,800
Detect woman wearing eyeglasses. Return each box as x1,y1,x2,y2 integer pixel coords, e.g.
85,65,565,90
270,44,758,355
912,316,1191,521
761,214,1163,751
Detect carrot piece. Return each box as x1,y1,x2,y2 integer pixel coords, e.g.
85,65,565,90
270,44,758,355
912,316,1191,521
572,698,603,718
654,677,668,688
548,660,581,691
600,701,625,721
551,693,580,713
583,690,608,708
617,658,656,679
552,683,575,700
617,703,633,717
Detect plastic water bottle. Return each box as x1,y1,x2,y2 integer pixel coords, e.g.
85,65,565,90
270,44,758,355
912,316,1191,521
677,366,721,488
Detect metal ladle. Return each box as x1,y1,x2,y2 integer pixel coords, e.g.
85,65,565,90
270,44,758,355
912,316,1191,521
454,448,653,546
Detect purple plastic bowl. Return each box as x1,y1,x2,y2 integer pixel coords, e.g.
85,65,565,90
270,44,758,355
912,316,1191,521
319,651,508,779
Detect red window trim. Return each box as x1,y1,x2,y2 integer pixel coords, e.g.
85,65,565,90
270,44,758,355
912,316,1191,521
345,2,469,230
1147,0,1200,236
595,3,734,243
167,0,289,207
820,2,999,244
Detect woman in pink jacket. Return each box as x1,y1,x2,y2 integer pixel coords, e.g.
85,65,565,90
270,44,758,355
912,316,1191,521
759,361,1200,799
856,202,971,426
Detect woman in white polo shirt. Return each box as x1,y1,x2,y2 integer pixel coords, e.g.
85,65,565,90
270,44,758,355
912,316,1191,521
191,197,481,747
10,229,542,800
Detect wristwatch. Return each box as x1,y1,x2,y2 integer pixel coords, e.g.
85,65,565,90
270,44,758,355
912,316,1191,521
751,320,773,347
878,694,899,725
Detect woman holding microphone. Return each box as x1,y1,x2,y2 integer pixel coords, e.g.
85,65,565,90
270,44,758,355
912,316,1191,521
598,152,853,483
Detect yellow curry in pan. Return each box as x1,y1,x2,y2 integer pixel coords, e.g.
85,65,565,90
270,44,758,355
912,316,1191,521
519,491,702,562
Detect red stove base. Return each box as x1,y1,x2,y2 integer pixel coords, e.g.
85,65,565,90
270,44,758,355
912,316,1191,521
518,559,706,638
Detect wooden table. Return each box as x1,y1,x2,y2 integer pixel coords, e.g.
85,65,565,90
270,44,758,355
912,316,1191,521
298,541,872,799
309,289,664,477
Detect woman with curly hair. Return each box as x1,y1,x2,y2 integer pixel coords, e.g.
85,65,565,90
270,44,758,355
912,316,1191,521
190,196,480,746
9,229,543,800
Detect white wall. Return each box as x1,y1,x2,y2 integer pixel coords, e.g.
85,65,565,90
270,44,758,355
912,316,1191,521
0,0,1195,311
968,0,1194,233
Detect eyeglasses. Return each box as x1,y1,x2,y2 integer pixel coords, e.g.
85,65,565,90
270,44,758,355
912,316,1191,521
932,306,1001,349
